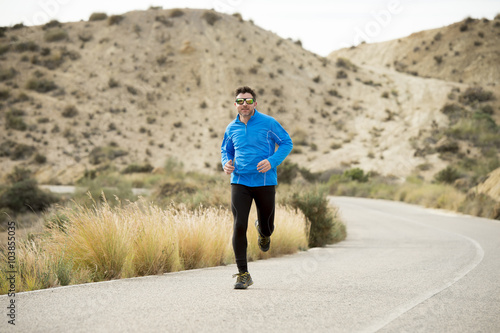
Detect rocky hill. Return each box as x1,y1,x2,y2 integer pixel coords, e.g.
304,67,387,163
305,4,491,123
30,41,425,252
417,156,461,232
0,8,498,185
330,16,500,87
475,167,500,201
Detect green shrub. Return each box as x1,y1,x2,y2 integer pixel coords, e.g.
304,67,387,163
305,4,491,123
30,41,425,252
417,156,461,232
0,67,17,81
34,153,47,164
156,55,167,66
336,57,357,71
26,78,57,93
169,9,185,17
336,70,348,79
5,110,27,131
289,187,346,247
155,16,173,27
459,87,494,105
232,13,243,22
446,113,499,148
0,43,11,55
78,31,93,42
154,181,197,199
480,104,494,115
0,179,58,213
434,55,443,64
301,167,319,182
14,41,39,52
89,13,108,21
6,167,32,183
202,11,221,26
108,15,124,26
343,168,369,182
434,166,461,184
89,145,128,165
62,105,78,118
436,140,459,153
441,103,466,124
44,28,68,42
11,23,25,30
473,112,497,129
277,160,299,184
292,128,308,146
43,20,62,30
0,140,16,158
10,144,36,160
0,89,9,100
271,88,282,97
126,86,138,95
122,163,154,174
108,78,119,88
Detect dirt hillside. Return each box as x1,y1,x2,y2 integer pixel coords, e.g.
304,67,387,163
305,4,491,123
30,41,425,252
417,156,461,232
474,167,500,201
0,8,498,184
329,16,500,86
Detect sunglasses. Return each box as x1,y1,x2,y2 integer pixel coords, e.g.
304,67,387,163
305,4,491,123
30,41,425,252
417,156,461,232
235,98,255,105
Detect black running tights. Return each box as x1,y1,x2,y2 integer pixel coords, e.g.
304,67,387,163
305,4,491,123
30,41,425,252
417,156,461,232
231,184,276,273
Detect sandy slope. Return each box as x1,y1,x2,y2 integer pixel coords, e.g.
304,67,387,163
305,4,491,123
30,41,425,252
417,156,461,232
0,9,498,184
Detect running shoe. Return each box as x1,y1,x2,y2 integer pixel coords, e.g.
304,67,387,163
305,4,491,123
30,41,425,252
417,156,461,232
233,272,253,289
255,220,271,252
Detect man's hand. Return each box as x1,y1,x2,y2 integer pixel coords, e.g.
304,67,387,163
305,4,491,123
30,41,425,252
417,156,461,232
257,159,271,173
224,160,235,175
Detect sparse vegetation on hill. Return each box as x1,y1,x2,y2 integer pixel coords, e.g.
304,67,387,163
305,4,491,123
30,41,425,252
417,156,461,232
2,8,497,185
89,13,107,21
331,14,500,86
44,28,68,42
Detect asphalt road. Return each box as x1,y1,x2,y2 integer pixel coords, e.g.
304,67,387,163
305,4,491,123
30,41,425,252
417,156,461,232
2,197,499,332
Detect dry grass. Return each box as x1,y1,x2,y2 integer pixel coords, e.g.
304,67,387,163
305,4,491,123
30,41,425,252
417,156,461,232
0,195,307,294
246,205,309,262
175,205,233,269
394,181,466,211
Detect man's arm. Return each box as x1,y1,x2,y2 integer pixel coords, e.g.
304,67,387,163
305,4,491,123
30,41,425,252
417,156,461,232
221,131,235,171
266,120,293,168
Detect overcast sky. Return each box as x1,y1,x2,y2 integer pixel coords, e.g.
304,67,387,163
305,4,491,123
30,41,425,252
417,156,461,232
1,0,500,56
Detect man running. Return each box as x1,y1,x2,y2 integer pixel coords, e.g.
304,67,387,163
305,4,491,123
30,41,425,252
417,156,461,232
221,86,293,289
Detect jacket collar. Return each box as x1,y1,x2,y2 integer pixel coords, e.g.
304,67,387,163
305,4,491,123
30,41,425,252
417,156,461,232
236,109,259,124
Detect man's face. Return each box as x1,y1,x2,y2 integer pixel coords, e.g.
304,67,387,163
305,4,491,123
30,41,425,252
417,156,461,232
235,92,257,118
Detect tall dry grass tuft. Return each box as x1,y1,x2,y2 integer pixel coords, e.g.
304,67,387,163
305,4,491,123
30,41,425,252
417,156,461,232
0,239,71,293
58,197,134,281
127,202,182,276
16,241,57,291
176,206,234,269
394,182,466,211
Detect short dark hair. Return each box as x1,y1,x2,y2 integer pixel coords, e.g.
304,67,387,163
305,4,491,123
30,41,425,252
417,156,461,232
235,86,256,100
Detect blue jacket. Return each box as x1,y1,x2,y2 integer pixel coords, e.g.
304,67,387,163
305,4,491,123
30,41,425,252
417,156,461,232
221,110,293,187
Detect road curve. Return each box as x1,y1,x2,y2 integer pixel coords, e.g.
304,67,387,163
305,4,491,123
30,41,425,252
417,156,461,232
1,197,499,332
